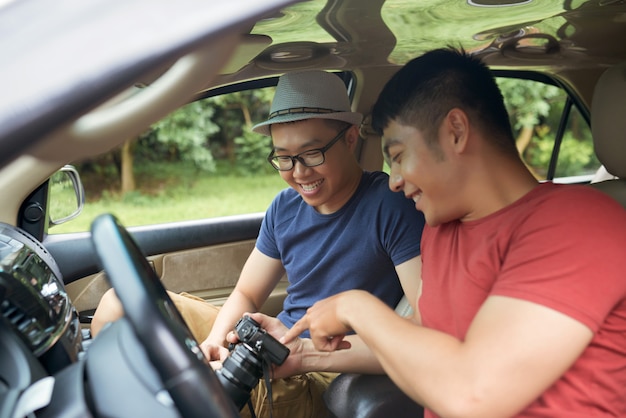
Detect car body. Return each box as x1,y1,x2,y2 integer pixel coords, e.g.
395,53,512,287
1,0,625,417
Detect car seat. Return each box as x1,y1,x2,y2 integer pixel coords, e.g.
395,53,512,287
589,61,626,208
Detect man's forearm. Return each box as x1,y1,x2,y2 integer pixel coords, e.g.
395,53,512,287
206,290,257,346
299,335,385,374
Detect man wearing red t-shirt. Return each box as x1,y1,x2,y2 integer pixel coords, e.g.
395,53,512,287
271,48,626,417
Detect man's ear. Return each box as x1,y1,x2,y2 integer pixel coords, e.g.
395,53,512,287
446,108,469,152
345,124,360,150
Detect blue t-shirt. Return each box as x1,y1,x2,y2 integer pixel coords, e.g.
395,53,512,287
256,171,424,335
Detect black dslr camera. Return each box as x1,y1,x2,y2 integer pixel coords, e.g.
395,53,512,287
216,316,290,410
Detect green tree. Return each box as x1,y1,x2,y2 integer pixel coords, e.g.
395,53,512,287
497,78,563,178
497,78,598,180
207,88,274,173
81,87,275,195
497,78,562,151
116,100,219,194
150,100,220,171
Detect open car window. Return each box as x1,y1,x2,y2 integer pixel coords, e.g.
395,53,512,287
49,85,285,233
496,75,599,184
49,72,597,234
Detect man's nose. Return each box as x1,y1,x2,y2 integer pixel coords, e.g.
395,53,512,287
292,158,310,175
388,171,404,193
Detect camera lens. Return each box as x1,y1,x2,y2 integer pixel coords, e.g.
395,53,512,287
216,317,290,411
216,344,264,410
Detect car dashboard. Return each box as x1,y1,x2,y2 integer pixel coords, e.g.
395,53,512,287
0,223,82,373
0,223,87,416
0,221,194,418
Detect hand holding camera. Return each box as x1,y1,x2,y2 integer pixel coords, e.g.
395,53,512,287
216,315,290,410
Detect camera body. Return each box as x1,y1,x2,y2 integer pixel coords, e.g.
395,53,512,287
216,316,290,410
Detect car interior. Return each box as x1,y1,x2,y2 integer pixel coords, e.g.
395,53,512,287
1,0,626,417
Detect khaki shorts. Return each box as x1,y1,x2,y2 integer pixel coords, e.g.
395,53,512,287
170,291,220,341
171,292,337,418
241,372,338,418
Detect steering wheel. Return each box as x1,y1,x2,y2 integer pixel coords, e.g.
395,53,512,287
90,213,239,418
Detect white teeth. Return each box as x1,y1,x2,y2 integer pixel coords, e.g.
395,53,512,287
301,180,323,192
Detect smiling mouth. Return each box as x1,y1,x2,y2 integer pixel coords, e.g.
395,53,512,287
300,179,324,192
407,190,422,204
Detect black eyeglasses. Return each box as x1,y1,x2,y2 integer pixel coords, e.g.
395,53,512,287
267,126,350,171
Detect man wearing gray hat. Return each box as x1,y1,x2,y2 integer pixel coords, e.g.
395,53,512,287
92,70,424,418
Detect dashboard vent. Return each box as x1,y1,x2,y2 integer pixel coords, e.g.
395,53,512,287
1,299,47,352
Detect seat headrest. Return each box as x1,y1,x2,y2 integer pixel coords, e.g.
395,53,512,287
591,62,626,178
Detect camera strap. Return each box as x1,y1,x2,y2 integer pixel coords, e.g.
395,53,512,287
262,352,278,418
246,400,257,418
243,352,277,418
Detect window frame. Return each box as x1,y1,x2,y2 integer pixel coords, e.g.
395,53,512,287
492,70,595,184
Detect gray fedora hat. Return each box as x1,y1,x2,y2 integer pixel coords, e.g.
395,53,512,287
252,70,363,136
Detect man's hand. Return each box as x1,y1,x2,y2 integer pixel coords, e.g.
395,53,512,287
242,312,308,379
281,291,366,351
199,337,230,364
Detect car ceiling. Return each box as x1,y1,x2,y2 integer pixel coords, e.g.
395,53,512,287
215,0,626,82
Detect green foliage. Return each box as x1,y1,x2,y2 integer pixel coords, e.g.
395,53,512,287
136,89,274,176
496,77,597,179
234,131,274,176
149,100,220,172
207,90,270,136
555,135,597,176
75,86,275,190
497,78,563,129
526,133,599,178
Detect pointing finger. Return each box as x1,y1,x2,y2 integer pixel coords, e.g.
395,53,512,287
281,317,309,344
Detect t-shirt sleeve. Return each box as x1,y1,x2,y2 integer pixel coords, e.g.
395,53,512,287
377,185,425,266
255,195,281,260
492,188,626,332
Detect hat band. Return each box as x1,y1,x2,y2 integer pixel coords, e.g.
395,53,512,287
268,107,341,120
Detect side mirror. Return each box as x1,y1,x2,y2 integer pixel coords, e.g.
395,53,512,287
48,165,85,227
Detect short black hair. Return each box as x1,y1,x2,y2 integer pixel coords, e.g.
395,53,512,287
372,47,515,154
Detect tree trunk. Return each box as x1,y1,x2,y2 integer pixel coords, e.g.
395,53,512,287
121,141,135,194
240,103,252,127
515,125,542,180
515,125,534,155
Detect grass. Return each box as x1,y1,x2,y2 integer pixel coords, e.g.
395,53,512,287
50,161,287,234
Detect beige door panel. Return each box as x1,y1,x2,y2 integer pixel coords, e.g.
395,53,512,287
158,240,256,293
66,239,287,325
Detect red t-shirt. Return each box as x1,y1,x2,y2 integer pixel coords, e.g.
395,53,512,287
420,182,626,417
